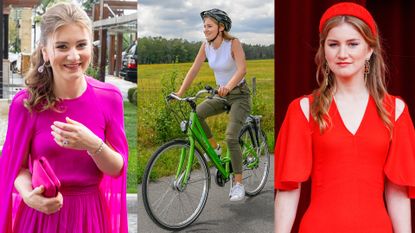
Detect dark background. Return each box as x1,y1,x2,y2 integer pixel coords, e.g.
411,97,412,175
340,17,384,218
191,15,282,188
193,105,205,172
275,0,415,231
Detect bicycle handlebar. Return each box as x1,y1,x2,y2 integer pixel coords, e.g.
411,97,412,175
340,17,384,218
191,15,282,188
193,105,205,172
167,86,226,103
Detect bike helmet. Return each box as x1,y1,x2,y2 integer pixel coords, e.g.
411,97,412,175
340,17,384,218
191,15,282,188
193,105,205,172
200,9,232,31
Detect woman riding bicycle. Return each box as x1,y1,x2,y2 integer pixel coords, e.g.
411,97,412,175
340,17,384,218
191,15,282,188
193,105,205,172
175,8,251,201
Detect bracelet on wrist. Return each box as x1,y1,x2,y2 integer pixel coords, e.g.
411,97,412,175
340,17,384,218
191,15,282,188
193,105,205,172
87,140,104,156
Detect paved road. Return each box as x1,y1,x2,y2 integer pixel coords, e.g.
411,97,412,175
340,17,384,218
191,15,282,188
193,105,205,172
128,193,139,233
0,116,7,147
136,156,274,233
105,75,136,101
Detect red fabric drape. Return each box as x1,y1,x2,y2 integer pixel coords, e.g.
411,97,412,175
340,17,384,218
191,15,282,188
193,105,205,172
275,0,415,232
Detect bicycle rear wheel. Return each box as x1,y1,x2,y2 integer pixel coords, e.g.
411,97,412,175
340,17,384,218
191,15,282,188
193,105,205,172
239,126,270,196
142,139,210,231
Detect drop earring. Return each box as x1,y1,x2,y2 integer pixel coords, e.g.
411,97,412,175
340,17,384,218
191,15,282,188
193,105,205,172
364,59,370,81
38,61,51,73
324,62,330,88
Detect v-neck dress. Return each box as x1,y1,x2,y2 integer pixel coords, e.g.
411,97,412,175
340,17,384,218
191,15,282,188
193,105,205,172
275,95,415,233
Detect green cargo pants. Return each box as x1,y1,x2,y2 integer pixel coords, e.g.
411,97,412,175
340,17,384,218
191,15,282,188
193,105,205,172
196,83,252,174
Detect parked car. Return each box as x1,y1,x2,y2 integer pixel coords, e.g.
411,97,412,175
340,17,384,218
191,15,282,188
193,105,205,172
120,41,137,83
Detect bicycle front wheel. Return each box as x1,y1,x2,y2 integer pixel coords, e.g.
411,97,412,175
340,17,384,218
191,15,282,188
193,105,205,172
142,139,210,231
239,126,270,196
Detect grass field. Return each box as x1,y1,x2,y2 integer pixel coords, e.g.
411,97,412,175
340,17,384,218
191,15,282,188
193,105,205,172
137,59,274,183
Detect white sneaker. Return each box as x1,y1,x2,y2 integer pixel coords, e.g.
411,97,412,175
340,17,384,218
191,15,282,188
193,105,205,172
229,183,245,201
204,145,222,161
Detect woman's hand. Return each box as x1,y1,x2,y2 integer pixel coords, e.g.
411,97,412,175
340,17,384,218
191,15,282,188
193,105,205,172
218,86,231,97
51,117,101,153
23,186,63,215
51,117,124,176
174,91,183,98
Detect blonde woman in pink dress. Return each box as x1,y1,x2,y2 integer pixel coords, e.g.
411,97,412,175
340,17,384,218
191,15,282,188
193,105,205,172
0,3,128,233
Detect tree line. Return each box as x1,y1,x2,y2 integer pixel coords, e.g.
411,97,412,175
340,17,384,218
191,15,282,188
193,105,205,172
138,36,274,64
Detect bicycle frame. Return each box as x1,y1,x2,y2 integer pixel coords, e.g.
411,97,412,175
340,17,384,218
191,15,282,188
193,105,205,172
176,111,231,187
170,90,263,188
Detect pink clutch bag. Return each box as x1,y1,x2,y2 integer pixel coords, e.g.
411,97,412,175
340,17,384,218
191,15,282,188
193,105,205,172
32,157,61,197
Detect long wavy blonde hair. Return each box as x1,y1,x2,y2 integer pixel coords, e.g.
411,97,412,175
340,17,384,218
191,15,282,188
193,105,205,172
24,3,92,112
311,15,391,133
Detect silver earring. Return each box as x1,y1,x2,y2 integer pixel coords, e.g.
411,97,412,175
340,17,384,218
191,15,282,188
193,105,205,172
38,61,51,73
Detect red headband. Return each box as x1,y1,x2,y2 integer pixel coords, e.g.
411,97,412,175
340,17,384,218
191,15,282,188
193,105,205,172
319,2,377,36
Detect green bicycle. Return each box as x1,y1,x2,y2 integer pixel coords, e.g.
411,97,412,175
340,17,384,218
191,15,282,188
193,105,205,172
141,86,270,231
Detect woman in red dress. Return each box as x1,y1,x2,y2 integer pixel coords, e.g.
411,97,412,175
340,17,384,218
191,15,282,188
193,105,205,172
274,2,415,233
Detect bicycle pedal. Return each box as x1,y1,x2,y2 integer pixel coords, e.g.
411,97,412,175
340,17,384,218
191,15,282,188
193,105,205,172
215,169,227,187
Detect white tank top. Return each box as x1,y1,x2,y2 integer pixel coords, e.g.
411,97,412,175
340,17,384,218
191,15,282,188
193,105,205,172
205,39,244,86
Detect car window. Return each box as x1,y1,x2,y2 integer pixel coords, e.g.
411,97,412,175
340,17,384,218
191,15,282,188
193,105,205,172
128,45,136,55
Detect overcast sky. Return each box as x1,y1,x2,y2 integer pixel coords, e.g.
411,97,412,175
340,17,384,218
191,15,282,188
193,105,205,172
137,0,274,45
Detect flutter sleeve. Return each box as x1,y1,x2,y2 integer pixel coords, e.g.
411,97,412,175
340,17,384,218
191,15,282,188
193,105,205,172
384,103,415,198
0,90,36,233
275,98,313,190
95,83,129,233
